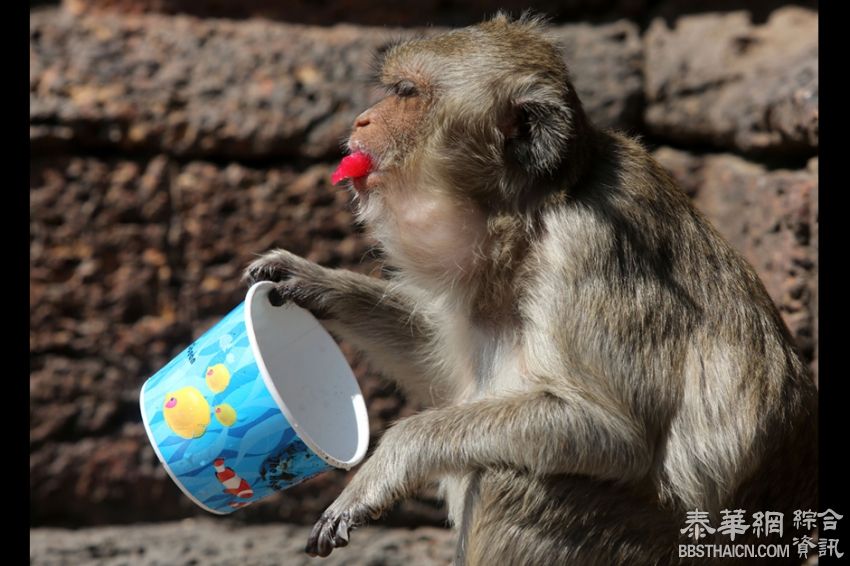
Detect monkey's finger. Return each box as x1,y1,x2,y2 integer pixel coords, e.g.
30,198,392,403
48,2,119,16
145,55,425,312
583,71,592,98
243,255,296,286
271,282,309,310
268,282,305,308
243,268,277,288
317,523,337,557
305,519,325,556
267,287,287,307
277,282,333,320
243,260,273,286
333,516,351,547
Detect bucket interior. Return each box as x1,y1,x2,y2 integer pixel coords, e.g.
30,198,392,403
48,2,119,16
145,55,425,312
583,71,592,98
246,282,369,468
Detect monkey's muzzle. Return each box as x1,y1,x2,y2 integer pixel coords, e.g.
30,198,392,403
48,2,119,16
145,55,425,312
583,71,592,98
331,151,373,186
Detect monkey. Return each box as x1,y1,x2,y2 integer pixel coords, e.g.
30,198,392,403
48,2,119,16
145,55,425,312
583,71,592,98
244,13,818,565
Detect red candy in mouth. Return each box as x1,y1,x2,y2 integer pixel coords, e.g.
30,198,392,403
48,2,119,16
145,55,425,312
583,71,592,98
331,152,373,185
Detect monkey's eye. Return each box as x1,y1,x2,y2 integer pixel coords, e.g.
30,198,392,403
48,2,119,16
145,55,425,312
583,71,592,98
392,80,418,98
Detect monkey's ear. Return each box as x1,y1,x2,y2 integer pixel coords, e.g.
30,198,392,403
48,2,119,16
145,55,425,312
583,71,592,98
502,95,572,178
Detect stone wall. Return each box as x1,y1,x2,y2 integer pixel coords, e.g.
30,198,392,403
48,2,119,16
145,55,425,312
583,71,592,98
30,2,818,527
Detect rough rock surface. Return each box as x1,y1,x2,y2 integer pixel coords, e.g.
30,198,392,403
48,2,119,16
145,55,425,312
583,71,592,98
30,519,456,565
30,11,643,160
30,155,443,526
649,0,818,22
654,148,818,376
61,0,647,26
645,7,818,156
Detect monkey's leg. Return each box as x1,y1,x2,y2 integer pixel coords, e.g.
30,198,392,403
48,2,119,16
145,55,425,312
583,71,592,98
245,249,446,404
306,390,652,557
465,469,679,566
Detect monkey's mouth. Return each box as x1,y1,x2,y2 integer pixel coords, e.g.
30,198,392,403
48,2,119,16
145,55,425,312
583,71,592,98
331,151,373,184
332,149,383,194
352,170,383,193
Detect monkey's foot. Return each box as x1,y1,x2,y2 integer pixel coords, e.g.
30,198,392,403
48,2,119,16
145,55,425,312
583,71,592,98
306,502,376,558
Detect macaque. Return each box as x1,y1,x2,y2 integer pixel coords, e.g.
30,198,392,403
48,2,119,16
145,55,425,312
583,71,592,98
245,13,817,565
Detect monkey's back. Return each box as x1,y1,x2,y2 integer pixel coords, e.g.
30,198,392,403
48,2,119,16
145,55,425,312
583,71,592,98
506,131,817,564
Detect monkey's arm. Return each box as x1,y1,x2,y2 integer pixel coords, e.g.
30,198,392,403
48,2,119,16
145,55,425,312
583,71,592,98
306,389,651,557
245,249,448,404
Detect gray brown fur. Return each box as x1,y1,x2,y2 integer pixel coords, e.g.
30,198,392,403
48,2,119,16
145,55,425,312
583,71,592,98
245,13,817,565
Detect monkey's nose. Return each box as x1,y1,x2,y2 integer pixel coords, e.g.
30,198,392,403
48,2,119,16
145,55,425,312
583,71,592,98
354,112,371,128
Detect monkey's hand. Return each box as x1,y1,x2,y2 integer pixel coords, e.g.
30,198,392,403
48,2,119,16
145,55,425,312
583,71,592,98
305,451,408,557
243,249,331,319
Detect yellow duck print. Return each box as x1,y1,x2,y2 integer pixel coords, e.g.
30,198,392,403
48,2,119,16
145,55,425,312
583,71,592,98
163,386,211,439
205,364,231,393
214,403,237,427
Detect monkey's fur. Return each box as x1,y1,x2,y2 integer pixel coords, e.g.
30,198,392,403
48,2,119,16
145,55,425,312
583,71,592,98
245,14,817,565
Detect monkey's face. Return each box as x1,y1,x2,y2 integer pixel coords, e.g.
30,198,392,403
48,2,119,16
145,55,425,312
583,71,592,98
346,79,431,196
344,15,587,280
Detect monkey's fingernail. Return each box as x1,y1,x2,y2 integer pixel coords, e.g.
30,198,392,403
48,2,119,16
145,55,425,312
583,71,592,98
318,529,335,557
335,519,350,543
268,288,285,307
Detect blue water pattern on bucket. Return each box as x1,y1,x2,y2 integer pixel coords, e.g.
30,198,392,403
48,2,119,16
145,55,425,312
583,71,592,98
141,302,331,513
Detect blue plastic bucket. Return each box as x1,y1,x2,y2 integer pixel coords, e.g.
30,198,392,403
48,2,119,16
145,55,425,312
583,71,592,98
140,281,369,514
